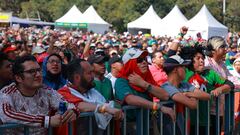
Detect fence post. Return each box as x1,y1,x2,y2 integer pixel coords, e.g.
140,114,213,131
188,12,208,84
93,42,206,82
207,100,210,135
184,107,188,135
89,116,93,135
143,109,149,135
195,103,199,135
173,104,176,135
225,93,231,135
215,97,220,135
123,109,127,135
23,126,29,135
136,108,143,135
230,90,235,133
159,110,163,135
68,123,72,135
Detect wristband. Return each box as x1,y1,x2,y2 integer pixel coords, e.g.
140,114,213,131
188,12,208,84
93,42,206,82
99,105,107,113
152,102,158,111
44,116,50,128
146,84,153,92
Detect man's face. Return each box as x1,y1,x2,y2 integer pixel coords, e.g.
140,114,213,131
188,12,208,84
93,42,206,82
112,62,123,73
176,66,186,81
17,61,42,90
137,56,148,74
81,62,95,90
93,61,106,76
0,60,13,82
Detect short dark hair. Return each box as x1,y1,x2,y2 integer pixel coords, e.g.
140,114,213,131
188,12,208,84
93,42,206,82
0,52,9,68
67,59,86,83
179,46,205,71
163,66,178,75
152,51,163,59
12,55,37,76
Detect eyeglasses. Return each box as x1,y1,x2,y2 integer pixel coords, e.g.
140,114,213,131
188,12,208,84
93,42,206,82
137,57,147,63
48,60,61,64
22,68,42,76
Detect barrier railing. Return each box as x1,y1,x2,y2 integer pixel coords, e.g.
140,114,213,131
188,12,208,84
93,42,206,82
1,90,240,135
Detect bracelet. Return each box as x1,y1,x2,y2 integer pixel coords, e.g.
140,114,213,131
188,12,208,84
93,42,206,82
152,102,158,111
146,84,153,92
99,105,107,113
44,116,50,128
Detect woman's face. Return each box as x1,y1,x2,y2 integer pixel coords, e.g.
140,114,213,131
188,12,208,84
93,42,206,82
193,53,205,72
214,45,227,60
234,61,240,73
46,55,62,75
137,55,148,73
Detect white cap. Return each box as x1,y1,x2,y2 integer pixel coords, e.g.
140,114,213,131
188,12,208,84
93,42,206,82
122,48,148,64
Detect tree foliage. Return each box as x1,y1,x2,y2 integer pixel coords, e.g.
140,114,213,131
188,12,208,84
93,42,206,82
0,0,239,32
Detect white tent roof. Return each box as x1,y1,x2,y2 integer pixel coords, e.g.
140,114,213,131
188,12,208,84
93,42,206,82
127,5,161,29
186,5,228,39
55,5,82,23
152,5,188,37
82,5,109,25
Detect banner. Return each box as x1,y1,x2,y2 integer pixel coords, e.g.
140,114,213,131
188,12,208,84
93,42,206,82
0,12,12,23
55,22,88,28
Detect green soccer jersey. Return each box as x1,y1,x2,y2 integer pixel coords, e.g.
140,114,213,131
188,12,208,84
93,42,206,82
94,77,113,101
184,68,226,126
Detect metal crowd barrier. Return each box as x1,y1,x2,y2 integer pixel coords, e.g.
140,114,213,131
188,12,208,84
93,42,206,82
1,90,240,135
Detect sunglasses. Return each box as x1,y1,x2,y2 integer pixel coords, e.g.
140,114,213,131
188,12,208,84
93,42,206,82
137,57,147,63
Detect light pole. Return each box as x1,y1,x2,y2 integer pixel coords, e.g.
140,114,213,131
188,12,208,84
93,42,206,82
223,0,226,24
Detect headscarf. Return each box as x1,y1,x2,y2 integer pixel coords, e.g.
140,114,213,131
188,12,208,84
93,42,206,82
117,58,157,92
42,54,66,90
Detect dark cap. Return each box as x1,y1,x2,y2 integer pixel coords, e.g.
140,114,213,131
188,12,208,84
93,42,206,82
87,54,107,64
108,55,122,66
163,55,191,68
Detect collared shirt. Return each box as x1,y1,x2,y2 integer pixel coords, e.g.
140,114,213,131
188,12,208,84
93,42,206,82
149,64,168,86
94,77,113,101
105,73,117,96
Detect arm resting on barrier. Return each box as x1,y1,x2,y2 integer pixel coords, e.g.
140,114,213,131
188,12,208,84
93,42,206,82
128,73,169,100
211,84,231,97
184,88,211,100
125,94,175,121
77,102,97,112
172,93,198,109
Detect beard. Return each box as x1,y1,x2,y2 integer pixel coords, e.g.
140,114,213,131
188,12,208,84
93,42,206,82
81,77,95,90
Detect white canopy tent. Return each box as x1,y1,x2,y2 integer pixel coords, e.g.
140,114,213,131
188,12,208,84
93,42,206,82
152,5,188,37
81,5,110,34
186,5,228,40
55,5,82,23
127,5,161,35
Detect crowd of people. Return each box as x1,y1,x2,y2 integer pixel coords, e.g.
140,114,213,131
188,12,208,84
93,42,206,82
0,25,240,135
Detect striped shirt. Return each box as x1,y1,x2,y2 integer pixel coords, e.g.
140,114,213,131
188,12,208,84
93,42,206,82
0,83,67,135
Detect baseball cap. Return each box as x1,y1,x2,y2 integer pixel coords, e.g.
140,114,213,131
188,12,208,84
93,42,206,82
108,55,122,66
32,46,46,55
3,45,17,53
87,54,107,64
122,48,148,64
163,55,191,67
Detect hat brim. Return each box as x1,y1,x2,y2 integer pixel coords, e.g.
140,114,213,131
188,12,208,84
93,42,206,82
163,61,191,67
94,56,109,64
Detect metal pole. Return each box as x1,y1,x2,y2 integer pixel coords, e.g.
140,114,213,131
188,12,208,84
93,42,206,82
216,97,220,135
223,0,226,24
